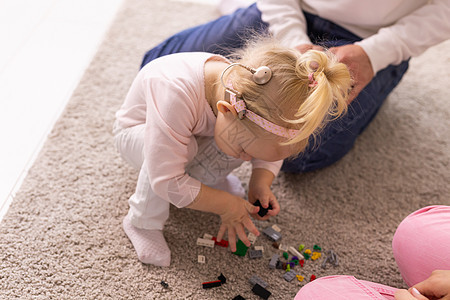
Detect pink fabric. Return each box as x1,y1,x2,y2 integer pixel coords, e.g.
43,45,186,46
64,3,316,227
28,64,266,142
295,205,450,299
392,205,450,287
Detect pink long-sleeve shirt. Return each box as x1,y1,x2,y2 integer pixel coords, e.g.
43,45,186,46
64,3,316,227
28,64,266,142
116,52,282,207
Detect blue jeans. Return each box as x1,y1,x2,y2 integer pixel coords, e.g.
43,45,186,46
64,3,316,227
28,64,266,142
141,4,409,173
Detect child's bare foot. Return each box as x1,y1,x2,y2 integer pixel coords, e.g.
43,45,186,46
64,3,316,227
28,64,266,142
123,215,171,267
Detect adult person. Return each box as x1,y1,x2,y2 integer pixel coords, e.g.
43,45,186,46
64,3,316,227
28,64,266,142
294,205,450,299
140,0,450,173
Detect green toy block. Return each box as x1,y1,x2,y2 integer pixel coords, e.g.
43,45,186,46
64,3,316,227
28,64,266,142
283,252,289,260
303,252,311,260
232,240,249,257
313,245,322,251
298,244,305,252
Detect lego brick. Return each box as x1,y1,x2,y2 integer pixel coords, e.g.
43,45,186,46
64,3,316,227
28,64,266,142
218,273,227,284
271,224,281,232
288,246,304,260
254,200,272,217
160,280,169,289
248,249,263,259
254,245,264,252
232,239,249,257
268,254,279,269
310,274,316,282
262,226,281,242
202,280,222,289
248,232,258,244
275,260,284,269
212,237,229,248
203,233,213,240
198,255,206,264
283,271,297,282
278,244,288,252
296,275,304,282
298,244,305,252
252,283,271,300
249,275,268,288
197,237,215,248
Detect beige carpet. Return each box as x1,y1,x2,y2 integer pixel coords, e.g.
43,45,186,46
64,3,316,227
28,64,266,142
1,0,449,299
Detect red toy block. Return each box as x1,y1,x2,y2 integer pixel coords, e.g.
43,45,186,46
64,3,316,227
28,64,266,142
202,280,222,289
213,237,229,248
310,274,316,282
299,259,305,267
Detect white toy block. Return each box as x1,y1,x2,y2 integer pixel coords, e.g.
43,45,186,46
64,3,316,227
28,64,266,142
198,255,206,263
248,232,258,244
271,224,281,232
197,237,215,248
278,244,289,252
288,246,304,260
254,245,264,252
203,233,213,240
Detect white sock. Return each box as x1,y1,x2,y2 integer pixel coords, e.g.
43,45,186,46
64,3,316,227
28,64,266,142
123,215,171,267
211,174,245,198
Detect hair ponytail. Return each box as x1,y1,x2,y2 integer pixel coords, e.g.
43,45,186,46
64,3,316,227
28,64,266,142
286,50,351,147
227,36,351,155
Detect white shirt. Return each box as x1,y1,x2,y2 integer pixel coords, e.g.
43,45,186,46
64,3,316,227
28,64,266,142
257,0,450,73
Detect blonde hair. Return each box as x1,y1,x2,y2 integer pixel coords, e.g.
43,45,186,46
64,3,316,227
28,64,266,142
226,37,351,155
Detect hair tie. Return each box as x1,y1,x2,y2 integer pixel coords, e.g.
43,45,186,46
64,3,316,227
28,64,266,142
308,72,318,87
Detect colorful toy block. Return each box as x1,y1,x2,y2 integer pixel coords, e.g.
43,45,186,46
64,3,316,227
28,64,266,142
254,200,273,217
252,283,271,300
160,280,169,289
283,271,296,282
218,273,227,284
313,245,322,251
262,226,282,242
248,232,258,244
212,237,229,248
202,280,222,289
288,246,304,260
298,244,305,252
232,239,249,257
310,274,316,282
249,249,263,259
269,254,279,269
278,244,289,252
296,275,304,282
271,224,281,232
249,275,268,288
283,252,289,260
197,237,215,248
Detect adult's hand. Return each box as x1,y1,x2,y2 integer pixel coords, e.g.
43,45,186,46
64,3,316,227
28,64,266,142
295,43,324,53
395,270,450,300
329,44,374,104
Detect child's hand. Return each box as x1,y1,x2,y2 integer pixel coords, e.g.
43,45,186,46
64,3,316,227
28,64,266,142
215,196,260,252
248,184,280,220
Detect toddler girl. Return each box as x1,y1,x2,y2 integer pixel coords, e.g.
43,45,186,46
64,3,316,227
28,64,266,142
114,37,351,267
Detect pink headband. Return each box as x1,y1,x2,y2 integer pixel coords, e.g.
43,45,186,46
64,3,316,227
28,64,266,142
226,83,299,139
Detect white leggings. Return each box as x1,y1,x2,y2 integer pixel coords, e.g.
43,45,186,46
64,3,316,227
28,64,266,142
113,122,242,230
